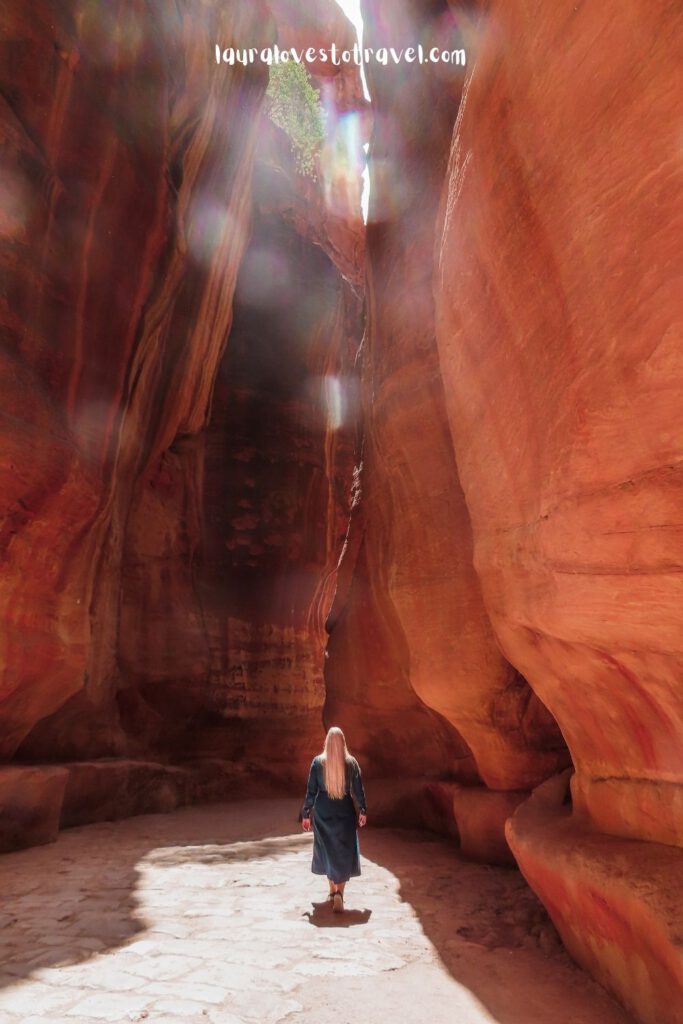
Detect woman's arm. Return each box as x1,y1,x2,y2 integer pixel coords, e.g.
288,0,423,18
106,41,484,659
350,759,367,825
301,758,319,831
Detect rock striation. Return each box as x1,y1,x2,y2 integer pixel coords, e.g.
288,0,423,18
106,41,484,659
1,0,274,763
434,2,683,1020
0,0,365,814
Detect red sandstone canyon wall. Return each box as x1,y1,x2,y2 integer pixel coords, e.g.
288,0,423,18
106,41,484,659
1,2,681,1020
326,0,568,800
116,2,365,784
434,2,683,1020
0,0,365,824
125,0,373,787
1,0,274,762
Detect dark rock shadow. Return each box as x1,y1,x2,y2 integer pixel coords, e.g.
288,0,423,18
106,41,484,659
360,827,635,1024
0,796,307,994
145,835,308,866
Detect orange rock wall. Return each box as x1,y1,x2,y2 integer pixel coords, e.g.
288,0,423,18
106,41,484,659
435,0,683,852
434,1,683,1019
507,775,683,1024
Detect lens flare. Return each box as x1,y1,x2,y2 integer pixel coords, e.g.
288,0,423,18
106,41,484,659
187,196,246,269
320,110,365,222
324,375,344,431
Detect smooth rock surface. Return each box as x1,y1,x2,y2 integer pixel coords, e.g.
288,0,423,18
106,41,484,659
433,2,683,1015
0,0,274,761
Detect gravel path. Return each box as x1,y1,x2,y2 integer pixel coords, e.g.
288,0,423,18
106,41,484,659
0,798,634,1024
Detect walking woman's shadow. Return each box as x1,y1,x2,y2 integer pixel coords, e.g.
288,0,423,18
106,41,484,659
304,900,372,928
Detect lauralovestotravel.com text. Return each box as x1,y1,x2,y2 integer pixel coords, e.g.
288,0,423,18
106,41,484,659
215,42,466,67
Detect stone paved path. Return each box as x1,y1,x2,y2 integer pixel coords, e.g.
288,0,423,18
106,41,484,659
0,798,634,1024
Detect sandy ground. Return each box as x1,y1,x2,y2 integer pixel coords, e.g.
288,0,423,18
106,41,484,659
0,797,634,1024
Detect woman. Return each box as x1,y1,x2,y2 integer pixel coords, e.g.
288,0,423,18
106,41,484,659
301,726,367,912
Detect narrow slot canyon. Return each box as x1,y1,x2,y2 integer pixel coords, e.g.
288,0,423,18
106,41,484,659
0,2,681,1024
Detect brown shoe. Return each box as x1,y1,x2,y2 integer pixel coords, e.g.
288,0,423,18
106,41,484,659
332,892,343,913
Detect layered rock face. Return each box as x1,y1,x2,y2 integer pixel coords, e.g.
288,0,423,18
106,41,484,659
434,2,683,1020
0,0,365,813
1,0,273,763
116,3,365,785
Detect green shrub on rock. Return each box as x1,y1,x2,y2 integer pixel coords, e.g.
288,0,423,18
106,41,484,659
266,61,326,178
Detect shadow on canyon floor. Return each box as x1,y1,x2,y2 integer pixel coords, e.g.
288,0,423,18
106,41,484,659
0,797,303,993
0,797,633,1024
304,900,373,927
359,828,635,1024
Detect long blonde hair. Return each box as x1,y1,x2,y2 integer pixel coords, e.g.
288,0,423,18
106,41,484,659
321,726,352,798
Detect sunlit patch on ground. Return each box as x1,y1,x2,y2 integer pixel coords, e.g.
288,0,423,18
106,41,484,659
0,798,633,1024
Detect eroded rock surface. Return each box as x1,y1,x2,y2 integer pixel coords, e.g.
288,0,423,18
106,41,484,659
1,0,274,761
326,0,568,803
435,2,683,1019
507,775,683,1024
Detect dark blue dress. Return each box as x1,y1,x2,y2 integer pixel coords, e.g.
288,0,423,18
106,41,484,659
301,755,367,883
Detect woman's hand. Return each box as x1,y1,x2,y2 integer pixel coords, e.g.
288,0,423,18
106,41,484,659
358,814,367,828
302,816,312,832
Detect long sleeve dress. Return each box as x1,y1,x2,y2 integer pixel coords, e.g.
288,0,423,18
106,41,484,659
301,755,367,884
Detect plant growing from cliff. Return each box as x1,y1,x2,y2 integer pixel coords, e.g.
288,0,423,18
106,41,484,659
266,61,326,179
